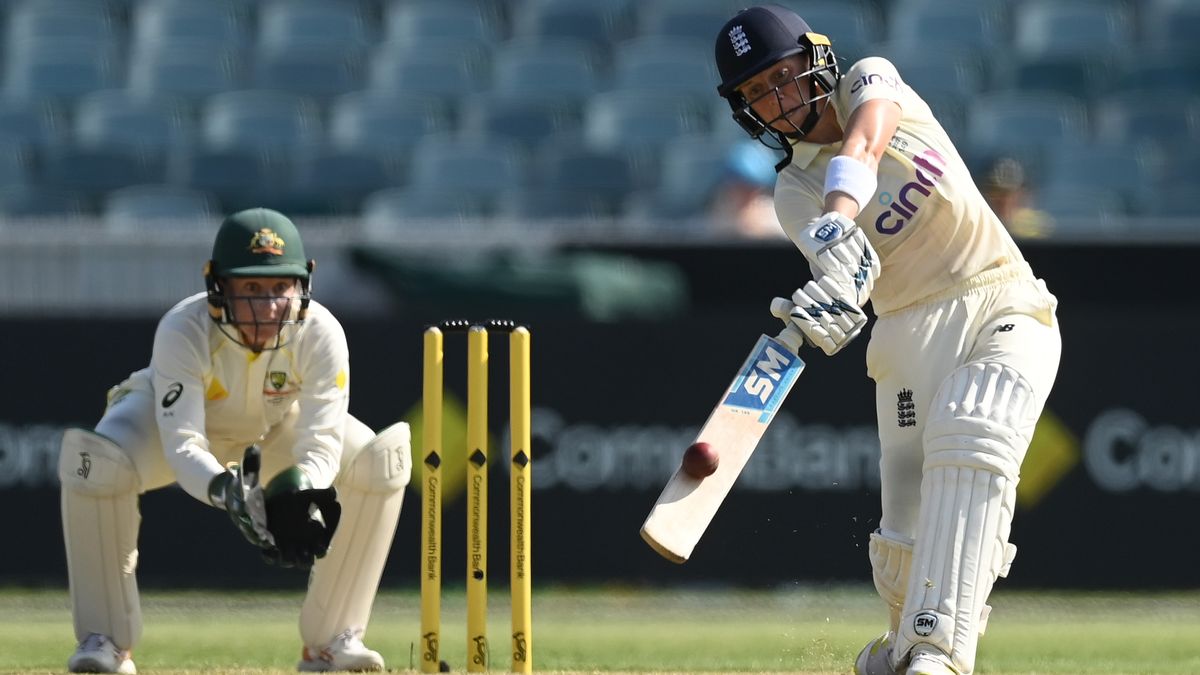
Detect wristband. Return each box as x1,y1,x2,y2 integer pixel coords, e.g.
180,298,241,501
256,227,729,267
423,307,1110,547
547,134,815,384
824,155,878,212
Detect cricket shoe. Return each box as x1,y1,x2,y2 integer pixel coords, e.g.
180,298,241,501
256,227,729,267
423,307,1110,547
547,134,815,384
905,645,961,675
68,633,136,674
298,627,384,672
853,631,897,675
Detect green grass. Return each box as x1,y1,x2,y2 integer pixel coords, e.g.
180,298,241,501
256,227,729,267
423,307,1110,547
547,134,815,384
4,586,1200,674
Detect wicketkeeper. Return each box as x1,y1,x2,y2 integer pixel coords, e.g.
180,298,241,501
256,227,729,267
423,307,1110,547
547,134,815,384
60,208,411,673
713,6,1062,674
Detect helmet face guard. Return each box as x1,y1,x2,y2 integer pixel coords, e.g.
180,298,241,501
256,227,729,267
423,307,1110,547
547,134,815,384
714,5,841,168
204,263,313,352
204,208,314,352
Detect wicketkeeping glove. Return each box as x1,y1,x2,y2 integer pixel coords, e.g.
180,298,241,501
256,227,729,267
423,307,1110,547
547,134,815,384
207,445,276,552
771,276,868,356
261,467,341,570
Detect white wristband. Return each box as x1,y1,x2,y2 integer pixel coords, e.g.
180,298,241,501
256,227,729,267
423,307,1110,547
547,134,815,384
824,155,878,212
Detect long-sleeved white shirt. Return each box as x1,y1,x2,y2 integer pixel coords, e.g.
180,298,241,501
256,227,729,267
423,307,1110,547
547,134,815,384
775,57,1034,315
144,293,349,502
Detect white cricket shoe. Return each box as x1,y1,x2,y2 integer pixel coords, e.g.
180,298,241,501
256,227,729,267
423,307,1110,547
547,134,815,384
854,631,898,675
298,628,384,672
905,645,961,675
67,633,136,674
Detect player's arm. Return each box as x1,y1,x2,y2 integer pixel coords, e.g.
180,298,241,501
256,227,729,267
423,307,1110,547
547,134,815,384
825,98,902,219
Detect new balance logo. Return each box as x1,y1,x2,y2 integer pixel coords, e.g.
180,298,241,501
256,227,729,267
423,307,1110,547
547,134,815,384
897,388,916,428
729,25,751,56
993,323,1015,334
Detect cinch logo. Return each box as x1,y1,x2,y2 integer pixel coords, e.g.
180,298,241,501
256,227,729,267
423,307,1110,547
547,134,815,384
729,25,751,56
850,72,904,93
723,336,804,420
875,148,946,235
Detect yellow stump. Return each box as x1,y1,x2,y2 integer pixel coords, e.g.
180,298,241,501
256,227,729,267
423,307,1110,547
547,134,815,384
420,327,443,674
466,326,489,672
510,327,533,673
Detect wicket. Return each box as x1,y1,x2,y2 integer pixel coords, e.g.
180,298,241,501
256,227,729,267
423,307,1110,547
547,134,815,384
421,319,532,673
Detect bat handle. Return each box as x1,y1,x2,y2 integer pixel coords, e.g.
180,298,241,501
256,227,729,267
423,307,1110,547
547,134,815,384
775,325,806,354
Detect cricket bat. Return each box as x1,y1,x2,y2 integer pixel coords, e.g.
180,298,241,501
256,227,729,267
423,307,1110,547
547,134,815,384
640,333,805,563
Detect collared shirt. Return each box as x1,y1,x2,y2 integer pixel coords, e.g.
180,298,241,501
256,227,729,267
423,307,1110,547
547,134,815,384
775,57,1028,314
146,293,349,502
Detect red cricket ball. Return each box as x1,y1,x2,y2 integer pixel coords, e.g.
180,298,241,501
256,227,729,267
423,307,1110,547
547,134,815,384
682,441,719,478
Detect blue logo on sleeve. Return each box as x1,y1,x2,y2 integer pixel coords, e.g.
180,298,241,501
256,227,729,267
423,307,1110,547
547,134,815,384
723,336,805,422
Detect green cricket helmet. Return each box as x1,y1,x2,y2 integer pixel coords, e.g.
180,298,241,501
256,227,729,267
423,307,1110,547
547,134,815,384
204,208,315,350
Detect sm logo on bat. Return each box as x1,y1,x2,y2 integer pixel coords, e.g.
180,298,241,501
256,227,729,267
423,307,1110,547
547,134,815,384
723,336,805,422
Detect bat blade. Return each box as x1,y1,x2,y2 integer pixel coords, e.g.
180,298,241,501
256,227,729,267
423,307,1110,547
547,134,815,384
640,334,804,563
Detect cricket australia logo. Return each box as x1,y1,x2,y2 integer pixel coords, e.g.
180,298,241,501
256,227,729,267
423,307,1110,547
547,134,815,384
248,228,285,255
269,371,287,391
729,25,751,56
897,388,916,428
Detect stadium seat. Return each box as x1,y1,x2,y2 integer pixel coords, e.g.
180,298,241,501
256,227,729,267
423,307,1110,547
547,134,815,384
1117,52,1200,95
128,43,243,102
201,90,321,152
1034,186,1127,237
612,38,717,103
169,147,277,212
459,95,579,148
384,2,498,44
328,91,450,157
993,53,1111,100
1041,142,1156,213
0,97,66,149
0,184,90,217
1094,96,1200,147
0,136,32,187
407,136,525,204
131,0,248,52
40,145,152,196
876,45,985,99
636,1,735,45
288,149,394,215
362,187,491,228
258,0,373,51
491,39,600,106
495,187,622,220
1142,0,1200,54
966,93,1088,168
73,90,192,156
887,2,1005,52
103,184,215,228
773,0,882,63
3,41,120,101
1013,0,1126,58
5,1,119,52
583,90,709,152
921,93,969,145
534,144,634,204
652,137,739,216
252,43,365,99
367,49,483,109
511,0,632,51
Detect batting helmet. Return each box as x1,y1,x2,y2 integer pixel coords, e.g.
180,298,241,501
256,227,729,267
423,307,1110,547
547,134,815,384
714,4,839,168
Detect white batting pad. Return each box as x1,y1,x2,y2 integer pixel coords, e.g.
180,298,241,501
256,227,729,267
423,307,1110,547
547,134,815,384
894,363,1038,674
59,429,142,649
301,423,410,647
869,530,913,635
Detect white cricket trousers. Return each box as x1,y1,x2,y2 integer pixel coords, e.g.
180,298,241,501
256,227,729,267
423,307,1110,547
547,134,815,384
865,263,1062,539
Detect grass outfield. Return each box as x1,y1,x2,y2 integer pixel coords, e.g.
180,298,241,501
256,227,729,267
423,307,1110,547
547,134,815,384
3,586,1199,674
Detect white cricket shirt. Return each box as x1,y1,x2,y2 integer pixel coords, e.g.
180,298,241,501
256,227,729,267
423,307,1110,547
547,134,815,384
145,293,349,502
775,57,1030,315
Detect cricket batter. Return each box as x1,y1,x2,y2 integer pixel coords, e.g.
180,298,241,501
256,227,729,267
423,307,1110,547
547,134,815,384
60,208,410,673
714,6,1061,674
